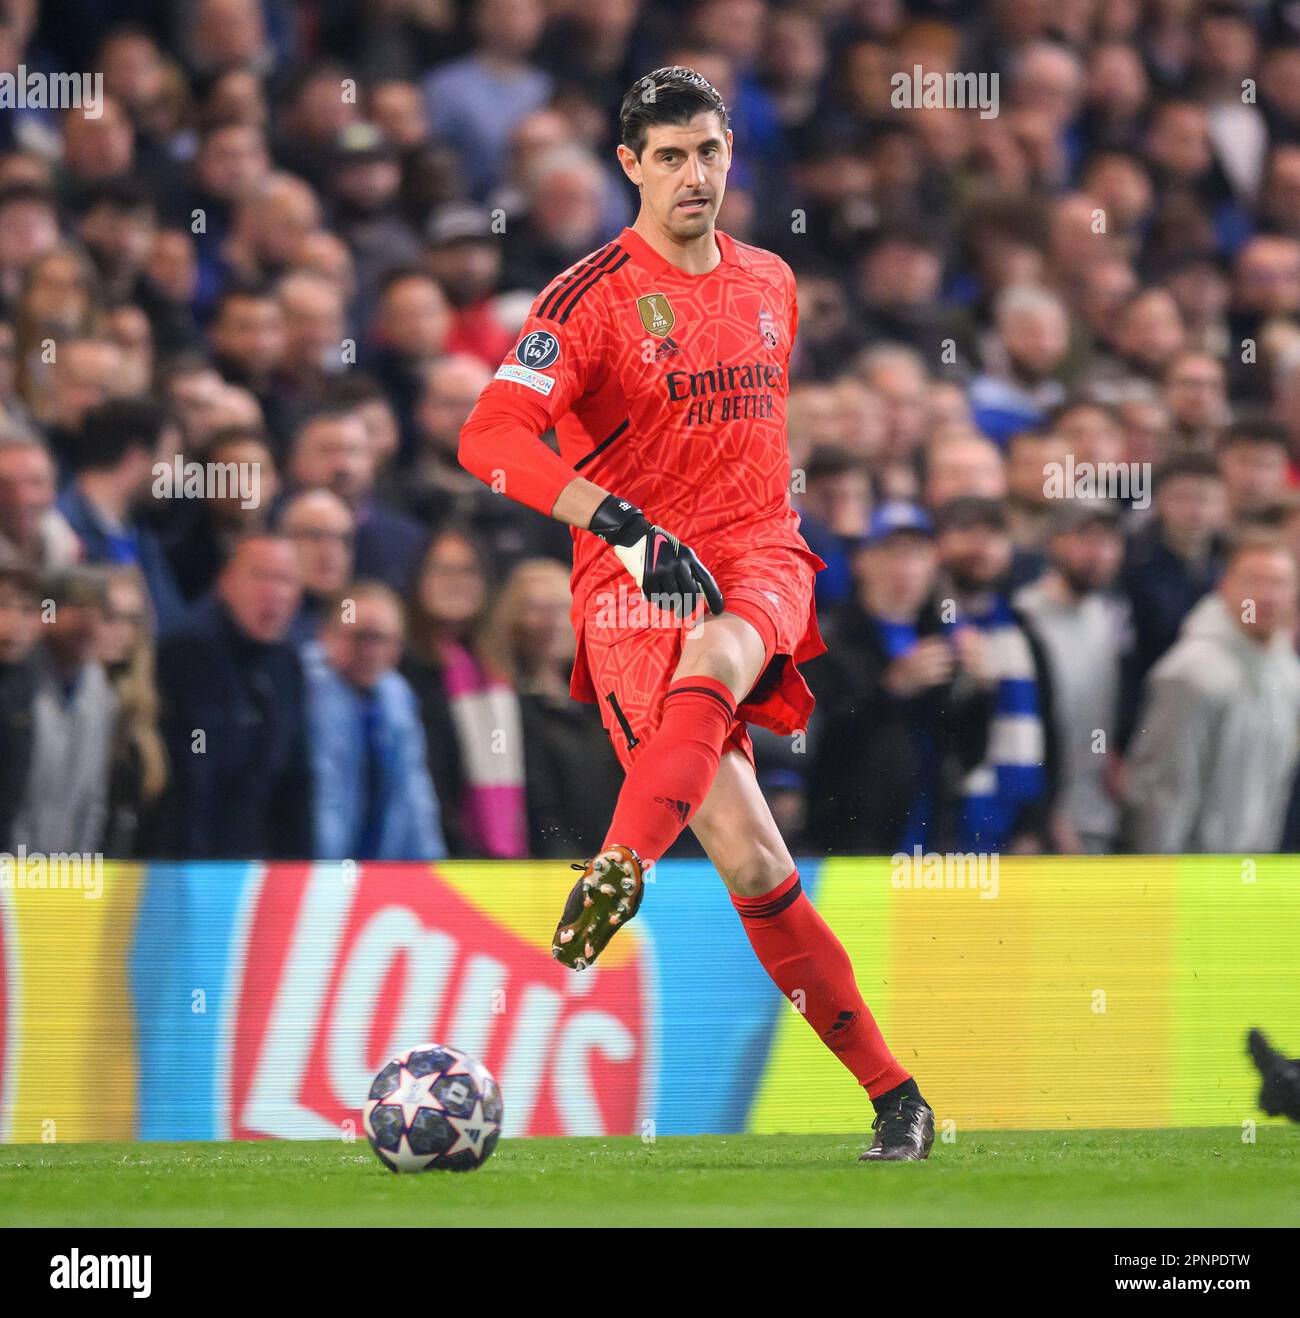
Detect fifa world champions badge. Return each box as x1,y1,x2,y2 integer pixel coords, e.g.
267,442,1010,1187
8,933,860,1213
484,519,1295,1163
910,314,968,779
637,292,675,338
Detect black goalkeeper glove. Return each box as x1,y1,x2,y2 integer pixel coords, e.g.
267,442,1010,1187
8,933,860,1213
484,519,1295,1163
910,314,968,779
588,494,725,617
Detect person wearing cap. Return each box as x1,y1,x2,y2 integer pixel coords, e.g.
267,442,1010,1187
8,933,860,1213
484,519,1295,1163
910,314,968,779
1014,500,1131,853
932,495,1057,852
9,566,119,853
424,203,514,369
328,122,423,326
804,502,996,853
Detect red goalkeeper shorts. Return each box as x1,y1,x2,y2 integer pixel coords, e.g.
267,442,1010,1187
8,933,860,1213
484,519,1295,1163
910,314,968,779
569,542,827,772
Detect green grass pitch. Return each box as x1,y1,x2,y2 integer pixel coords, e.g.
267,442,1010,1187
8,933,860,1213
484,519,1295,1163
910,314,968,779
1,1129,1296,1228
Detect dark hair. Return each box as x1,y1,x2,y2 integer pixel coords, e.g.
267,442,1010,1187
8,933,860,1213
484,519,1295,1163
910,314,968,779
1219,417,1290,452
619,67,730,157
0,565,41,604
1152,452,1222,490
74,396,166,472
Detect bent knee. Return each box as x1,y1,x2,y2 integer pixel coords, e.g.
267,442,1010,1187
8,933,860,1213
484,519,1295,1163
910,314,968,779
712,834,794,898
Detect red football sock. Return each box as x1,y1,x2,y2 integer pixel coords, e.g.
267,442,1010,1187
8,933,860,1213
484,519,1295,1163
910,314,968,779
731,871,911,1098
603,675,735,863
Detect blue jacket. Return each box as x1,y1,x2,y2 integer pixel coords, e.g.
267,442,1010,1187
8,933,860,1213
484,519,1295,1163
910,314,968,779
302,642,447,861
58,485,187,635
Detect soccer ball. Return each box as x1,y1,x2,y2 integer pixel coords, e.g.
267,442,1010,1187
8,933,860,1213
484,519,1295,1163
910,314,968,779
363,1044,504,1173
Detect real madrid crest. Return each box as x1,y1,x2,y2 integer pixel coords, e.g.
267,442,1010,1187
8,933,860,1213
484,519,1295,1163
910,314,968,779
758,306,779,350
637,292,675,338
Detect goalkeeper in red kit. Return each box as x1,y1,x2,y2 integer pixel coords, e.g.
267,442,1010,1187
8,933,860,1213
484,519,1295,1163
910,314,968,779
459,67,933,1161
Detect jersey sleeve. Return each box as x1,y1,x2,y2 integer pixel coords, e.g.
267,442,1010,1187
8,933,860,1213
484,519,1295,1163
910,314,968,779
458,283,607,516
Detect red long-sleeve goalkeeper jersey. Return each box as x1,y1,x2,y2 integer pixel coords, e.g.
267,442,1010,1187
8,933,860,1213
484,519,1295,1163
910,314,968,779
459,225,809,607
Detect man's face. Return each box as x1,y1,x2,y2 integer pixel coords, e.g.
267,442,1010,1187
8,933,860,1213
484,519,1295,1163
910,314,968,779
0,581,39,663
618,111,731,242
1221,548,1298,640
1055,406,1125,468
325,594,404,690
859,534,936,613
219,540,302,643
49,599,105,667
1219,440,1289,514
380,277,449,360
0,445,55,542
926,439,1008,507
52,342,122,427
938,524,1013,591
1051,523,1123,594
198,125,269,201
282,498,354,597
290,416,373,504
212,296,286,374
1165,355,1227,427
418,362,490,455
1157,473,1227,544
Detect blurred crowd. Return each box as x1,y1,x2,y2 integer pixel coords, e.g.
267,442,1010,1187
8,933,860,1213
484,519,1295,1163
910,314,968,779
1,0,1300,862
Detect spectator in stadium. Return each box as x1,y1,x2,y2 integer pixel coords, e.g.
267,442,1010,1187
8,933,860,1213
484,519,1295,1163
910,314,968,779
1163,350,1230,453
160,425,279,603
401,525,527,859
1015,502,1131,854
805,503,995,854
304,580,446,861
856,344,930,499
1217,419,1292,521
207,286,290,443
932,496,1057,852
923,430,1009,509
1117,452,1228,741
57,396,187,634
1125,534,1300,853
409,353,566,570
367,268,452,460
422,0,553,200
26,336,124,453
0,565,39,850
1005,426,1070,566
0,431,79,573
478,558,621,858
10,567,117,854
0,184,61,313
792,444,872,608
155,533,313,860
98,565,168,858
423,203,514,368
285,406,427,593
277,488,356,644
969,284,1071,444
500,145,612,293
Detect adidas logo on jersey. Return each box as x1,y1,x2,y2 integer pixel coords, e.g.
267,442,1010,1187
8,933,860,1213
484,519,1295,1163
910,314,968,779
654,336,682,361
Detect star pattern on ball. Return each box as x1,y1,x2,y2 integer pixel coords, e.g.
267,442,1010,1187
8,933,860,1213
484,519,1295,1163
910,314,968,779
378,1065,443,1128
442,1096,499,1161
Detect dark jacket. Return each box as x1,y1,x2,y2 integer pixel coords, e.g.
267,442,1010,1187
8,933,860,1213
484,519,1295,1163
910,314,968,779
155,597,313,859
803,599,997,854
519,690,622,858
0,656,36,849
1118,520,1225,747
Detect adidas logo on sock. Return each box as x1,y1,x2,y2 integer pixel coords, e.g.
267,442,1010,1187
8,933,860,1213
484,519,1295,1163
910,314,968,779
654,796,691,823
825,1010,857,1050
